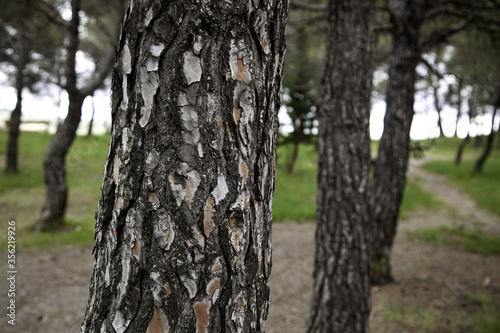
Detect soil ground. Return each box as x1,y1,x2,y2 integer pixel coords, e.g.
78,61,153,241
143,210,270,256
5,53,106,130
1,158,499,332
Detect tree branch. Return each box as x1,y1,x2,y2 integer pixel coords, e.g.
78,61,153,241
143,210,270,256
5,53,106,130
420,16,474,53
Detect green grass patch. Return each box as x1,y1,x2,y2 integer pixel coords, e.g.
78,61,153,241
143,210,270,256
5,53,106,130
385,304,436,330
1,131,446,247
400,180,444,217
274,144,317,221
273,143,443,222
410,226,500,255
2,218,97,249
463,292,492,307
0,130,109,248
423,151,500,216
475,314,500,333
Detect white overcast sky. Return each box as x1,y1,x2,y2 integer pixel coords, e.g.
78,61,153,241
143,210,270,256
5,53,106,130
0,70,497,139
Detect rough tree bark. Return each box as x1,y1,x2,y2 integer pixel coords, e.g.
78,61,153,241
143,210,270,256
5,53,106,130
33,0,123,231
81,1,287,332
370,0,426,285
307,1,374,332
5,0,29,174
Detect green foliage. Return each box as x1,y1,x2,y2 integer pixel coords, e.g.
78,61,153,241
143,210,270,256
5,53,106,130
410,226,500,255
423,150,500,216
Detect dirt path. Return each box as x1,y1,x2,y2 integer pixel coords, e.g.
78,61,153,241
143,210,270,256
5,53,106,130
403,156,500,234
1,157,499,333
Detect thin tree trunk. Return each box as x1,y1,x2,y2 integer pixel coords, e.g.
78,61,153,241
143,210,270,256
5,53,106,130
34,0,123,231
454,78,463,138
33,94,85,231
6,71,24,174
5,0,29,174
455,133,470,165
82,1,287,332
307,1,374,332
433,83,444,137
286,141,299,173
474,90,500,173
474,135,483,148
371,0,426,286
87,93,95,137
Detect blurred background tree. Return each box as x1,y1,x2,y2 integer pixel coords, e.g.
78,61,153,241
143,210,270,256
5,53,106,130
32,0,125,231
280,0,325,173
0,0,65,173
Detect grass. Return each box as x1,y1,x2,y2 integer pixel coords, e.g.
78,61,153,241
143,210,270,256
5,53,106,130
0,131,445,248
400,180,444,217
476,314,500,333
274,144,318,221
384,304,436,330
0,130,109,248
410,226,500,255
274,142,443,222
423,150,500,216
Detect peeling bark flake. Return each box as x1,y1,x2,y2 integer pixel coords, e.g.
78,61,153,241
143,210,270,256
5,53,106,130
239,160,248,188
203,196,215,237
144,7,154,27
233,107,242,124
147,307,170,333
112,311,130,333
113,155,120,184
206,277,220,303
194,301,210,333
183,50,202,85
180,275,197,299
154,213,175,250
211,175,228,205
122,43,132,74
211,258,222,273
139,68,159,128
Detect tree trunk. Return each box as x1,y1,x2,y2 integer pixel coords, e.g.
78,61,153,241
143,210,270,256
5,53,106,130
6,70,24,174
87,94,95,137
474,135,483,148
5,0,29,174
82,1,287,332
34,0,123,231
370,0,426,286
455,133,470,165
474,90,500,173
33,93,85,231
286,141,299,173
433,84,444,137
453,78,464,138
307,1,374,332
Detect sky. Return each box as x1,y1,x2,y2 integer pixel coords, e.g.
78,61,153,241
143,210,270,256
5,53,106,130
0,71,497,140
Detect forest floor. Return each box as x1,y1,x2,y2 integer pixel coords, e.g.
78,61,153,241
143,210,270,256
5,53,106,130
1,156,500,333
